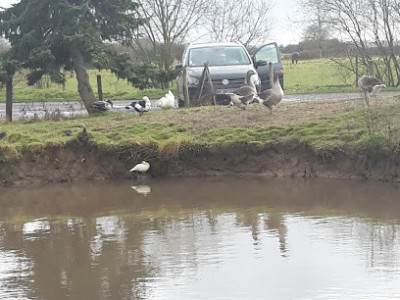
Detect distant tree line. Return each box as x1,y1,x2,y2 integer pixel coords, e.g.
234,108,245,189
294,0,400,87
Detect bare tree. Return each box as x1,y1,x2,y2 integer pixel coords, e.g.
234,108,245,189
204,0,273,51
300,0,400,87
134,0,211,88
299,0,330,57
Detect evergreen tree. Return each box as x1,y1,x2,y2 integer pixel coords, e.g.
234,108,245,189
0,0,143,113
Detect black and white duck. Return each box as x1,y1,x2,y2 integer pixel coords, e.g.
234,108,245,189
125,96,152,115
92,99,113,111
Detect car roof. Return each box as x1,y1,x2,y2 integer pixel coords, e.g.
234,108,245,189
186,42,245,49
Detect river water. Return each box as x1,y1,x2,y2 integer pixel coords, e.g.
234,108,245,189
0,177,400,299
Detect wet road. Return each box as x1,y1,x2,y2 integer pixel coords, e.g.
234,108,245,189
0,91,398,121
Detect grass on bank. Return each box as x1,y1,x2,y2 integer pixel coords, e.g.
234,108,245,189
1,96,400,162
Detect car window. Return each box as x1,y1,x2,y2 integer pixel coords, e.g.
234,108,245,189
188,46,251,67
254,44,279,64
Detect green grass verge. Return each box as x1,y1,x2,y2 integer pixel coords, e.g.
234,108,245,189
1,101,399,162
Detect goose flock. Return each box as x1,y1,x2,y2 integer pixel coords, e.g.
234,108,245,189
91,71,386,116
225,69,285,113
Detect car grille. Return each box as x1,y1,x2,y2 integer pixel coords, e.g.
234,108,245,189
211,78,245,90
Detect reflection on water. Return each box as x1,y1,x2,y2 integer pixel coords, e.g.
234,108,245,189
1,177,400,299
131,185,152,196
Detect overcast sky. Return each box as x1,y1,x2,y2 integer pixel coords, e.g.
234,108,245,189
1,0,304,46
269,0,304,45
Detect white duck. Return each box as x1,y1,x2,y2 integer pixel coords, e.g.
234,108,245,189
358,75,386,104
256,69,284,114
92,99,113,111
125,96,151,115
225,70,259,110
157,90,175,109
129,161,150,174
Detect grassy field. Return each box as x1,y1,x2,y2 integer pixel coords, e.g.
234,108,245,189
282,58,358,94
0,58,384,103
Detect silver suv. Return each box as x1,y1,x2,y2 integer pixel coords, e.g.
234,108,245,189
176,41,283,106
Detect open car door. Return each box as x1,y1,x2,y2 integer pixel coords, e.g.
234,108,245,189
253,42,284,91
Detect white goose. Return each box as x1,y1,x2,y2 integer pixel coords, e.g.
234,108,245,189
129,161,150,174
157,90,175,109
125,96,152,115
225,70,259,109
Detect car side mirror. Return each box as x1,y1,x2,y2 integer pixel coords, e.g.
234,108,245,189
175,64,183,69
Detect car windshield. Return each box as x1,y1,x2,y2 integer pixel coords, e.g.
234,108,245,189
188,46,251,67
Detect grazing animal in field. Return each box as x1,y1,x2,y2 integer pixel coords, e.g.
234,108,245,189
125,96,152,115
256,69,284,114
92,99,113,111
225,70,260,109
291,52,299,64
358,75,386,105
129,161,150,174
157,90,176,109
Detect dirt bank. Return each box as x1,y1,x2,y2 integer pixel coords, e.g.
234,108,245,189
1,141,399,186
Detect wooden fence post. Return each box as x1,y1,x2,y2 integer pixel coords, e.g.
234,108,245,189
183,68,190,107
6,77,13,122
97,74,103,101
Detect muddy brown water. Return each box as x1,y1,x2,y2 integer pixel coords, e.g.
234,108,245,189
1,177,400,299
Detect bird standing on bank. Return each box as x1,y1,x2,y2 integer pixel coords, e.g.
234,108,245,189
129,161,150,174
125,96,152,115
225,70,260,109
92,99,113,112
357,75,386,105
256,69,284,114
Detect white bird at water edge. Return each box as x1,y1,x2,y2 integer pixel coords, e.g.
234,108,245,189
129,161,150,174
